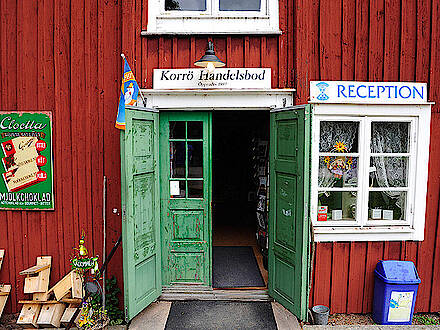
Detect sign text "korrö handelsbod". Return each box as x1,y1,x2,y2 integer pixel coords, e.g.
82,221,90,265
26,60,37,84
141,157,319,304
310,81,428,104
154,68,271,89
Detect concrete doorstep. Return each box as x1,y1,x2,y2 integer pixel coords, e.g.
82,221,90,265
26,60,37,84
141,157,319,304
128,300,302,330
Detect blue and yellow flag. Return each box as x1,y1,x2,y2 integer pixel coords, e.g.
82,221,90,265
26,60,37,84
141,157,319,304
115,57,140,130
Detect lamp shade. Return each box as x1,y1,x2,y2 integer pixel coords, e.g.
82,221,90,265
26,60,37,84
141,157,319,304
194,41,225,68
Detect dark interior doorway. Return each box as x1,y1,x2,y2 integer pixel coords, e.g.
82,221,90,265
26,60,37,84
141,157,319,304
212,111,270,289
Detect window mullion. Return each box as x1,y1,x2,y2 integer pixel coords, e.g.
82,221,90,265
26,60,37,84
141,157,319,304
359,117,371,228
210,0,216,15
408,118,418,227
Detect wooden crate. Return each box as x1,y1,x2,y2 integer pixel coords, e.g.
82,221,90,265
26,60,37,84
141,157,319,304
37,302,66,328
60,306,80,327
20,256,52,294
17,303,42,328
49,270,83,301
0,284,11,319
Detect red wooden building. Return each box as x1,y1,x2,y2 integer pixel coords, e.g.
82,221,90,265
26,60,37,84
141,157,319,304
1,0,440,320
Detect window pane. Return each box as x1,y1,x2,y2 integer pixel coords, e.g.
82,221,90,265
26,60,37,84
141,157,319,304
170,180,186,198
188,141,203,178
368,191,407,220
188,180,203,198
319,156,358,188
170,142,186,178
187,121,203,139
317,191,357,221
219,0,261,11
371,122,410,153
170,121,186,139
165,0,206,11
319,121,359,153
370,157,408,188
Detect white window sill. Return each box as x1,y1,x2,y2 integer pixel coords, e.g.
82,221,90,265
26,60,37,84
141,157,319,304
143,16,281,35
313,226,422,242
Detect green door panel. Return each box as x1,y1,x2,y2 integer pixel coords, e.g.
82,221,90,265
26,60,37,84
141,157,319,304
160,112,212,286
268,105,311,321
121,106,161,321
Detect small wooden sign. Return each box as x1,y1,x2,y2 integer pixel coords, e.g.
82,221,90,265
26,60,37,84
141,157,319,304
154,68,271,90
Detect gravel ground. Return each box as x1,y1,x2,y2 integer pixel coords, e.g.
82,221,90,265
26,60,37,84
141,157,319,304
318,313,440,326
0,313,22,329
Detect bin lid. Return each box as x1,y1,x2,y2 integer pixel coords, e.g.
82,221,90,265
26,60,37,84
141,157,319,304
374,260,421,284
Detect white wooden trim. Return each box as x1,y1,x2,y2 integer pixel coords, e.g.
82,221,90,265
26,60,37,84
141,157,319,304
311,103,431,241
140,89,295,110
146,0,279,34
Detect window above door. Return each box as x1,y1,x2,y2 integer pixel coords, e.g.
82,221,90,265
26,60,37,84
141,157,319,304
144,0,280,35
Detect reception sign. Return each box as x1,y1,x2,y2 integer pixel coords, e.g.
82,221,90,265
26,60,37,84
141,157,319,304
310,81,428,104
0,112,53,210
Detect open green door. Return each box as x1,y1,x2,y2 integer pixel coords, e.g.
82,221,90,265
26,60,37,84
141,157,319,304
121,106,161,321
268,105,311,321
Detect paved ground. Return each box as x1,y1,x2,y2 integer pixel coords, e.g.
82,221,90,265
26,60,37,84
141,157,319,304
304,327,440,329
129,300,301,330
129,302,440,330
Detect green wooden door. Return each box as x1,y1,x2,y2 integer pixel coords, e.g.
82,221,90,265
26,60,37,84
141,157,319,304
268,105,311,321
121,106,161,321
160,112,212,286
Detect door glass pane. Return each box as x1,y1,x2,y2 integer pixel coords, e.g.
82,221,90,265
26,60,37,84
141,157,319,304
165,0,206,11
318,191,357,221
319,156,358,188
370,157,408,188
170,142,186,178
188,141,203,178
219,0,261,11
371,122,410,153
188,180,203,198
368,191,406,220
319,121,359,153
170,180,186,198
187,121,203,139
170,121,186,139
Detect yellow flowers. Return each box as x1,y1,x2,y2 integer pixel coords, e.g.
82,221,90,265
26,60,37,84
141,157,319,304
333,141,347,152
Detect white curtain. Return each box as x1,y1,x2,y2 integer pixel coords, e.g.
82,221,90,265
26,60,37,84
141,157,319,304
319,121,358,188
370,122,409,216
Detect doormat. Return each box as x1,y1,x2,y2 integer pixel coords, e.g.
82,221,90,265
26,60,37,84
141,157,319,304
165,301,277,330
213,246,265,288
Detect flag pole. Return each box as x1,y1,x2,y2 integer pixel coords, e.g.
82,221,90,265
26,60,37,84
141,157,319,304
121,53,147,107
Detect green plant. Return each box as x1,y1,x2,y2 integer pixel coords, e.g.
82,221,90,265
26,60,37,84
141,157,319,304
105,276,125,325
413,314,440,325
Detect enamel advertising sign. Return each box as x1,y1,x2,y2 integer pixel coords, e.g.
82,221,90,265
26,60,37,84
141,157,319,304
310,81,428,104
0,112,54,210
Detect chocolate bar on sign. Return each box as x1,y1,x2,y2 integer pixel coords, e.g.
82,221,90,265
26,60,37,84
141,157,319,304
1,137,38,157
2,161,40,192
2,149,39,172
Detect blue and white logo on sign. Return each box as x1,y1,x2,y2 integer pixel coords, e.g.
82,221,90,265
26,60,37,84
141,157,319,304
316,82,330,101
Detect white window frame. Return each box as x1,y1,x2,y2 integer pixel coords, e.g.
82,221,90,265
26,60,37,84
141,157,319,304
144,0,280,35
310,103,431,242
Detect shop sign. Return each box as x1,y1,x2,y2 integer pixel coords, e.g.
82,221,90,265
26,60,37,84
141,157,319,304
154,68,271,89
0,112,54,210
310,81,427,104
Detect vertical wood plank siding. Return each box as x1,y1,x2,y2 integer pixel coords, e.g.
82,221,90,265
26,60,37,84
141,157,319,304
1,0,440,314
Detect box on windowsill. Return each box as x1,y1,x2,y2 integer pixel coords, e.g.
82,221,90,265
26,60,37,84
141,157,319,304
382,210,394,220
332,209,343,220
317,206,328,221
370,209,382,219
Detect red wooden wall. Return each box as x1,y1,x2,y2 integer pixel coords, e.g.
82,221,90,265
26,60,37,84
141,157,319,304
1,0,440,315
0,0,123,314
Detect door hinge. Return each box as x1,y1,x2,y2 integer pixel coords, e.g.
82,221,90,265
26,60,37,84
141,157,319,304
122,205,126,221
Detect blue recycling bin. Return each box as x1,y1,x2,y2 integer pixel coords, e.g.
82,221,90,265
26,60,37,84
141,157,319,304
373,260,421,325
